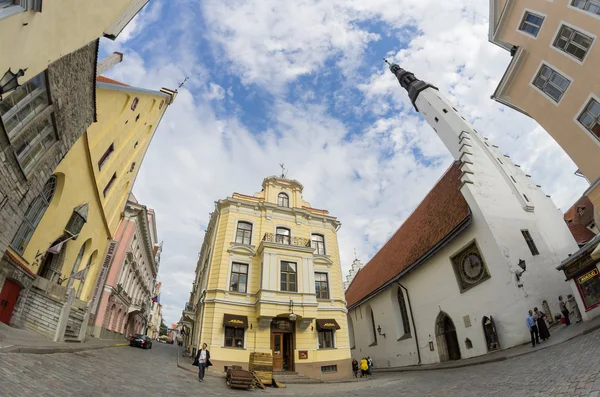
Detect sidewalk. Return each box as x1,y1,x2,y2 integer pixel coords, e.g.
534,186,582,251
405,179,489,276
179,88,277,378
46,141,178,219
374,315,600,373
0,322,128,354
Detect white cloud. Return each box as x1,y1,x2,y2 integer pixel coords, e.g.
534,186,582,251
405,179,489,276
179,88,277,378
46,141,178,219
104,0,589,325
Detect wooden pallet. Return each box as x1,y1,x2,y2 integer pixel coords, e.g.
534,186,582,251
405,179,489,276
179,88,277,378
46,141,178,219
226,368,254,390
249,352,273,386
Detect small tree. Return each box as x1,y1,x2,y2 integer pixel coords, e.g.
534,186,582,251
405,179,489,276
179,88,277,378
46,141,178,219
159,320,168,336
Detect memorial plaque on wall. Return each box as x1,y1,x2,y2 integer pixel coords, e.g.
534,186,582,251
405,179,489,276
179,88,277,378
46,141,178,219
299,350,308,359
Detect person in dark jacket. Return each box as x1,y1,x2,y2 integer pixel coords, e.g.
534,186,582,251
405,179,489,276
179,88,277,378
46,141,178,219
351,359,359,378
533,307,550,341
193,343,212,382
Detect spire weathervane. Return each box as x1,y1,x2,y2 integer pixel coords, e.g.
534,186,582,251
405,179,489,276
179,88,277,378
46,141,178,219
278,163,288,178
384,56,437,111
176,77,189,92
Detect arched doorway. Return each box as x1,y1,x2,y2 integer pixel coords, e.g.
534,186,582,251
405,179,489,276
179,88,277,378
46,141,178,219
482,316,500,351
0,280,22,325
435,312,461,362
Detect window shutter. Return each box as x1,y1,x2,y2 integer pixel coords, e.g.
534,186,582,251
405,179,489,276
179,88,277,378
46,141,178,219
20,0,42,11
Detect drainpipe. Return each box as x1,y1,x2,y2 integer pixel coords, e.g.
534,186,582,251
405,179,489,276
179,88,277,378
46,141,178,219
397,282,421,365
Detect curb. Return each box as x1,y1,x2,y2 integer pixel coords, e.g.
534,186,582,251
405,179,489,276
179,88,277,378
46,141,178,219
374,325,600,373
0,342,129,355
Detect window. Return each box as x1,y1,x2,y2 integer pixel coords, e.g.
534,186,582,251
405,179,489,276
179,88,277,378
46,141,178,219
398,289,411,336
369,308,378,346
533,65,571,102
312,234,325,255
129,162,136,172
229,262,248,293
103,173,117,197
571,0,600,16
224,326,244,348
280,261,297,292
315,272,329,299
98,143,114,170
131,97,139,111
318,330,334,349
13,115,57,174
553,25,593,61
521,230,540,255
275,227,290,244
0,72,50,138
235,222,252,245
519,12,544,36
11,176,56,254
277,192,289,207
523,194,530,202
159,100,164,110
71,245,85,275
0,1,18,9
511,176,517,183
578,98,600,141
497,158,503,165
321,365,337,373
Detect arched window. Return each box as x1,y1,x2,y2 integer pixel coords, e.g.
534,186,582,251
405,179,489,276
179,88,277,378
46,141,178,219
398,288,411,336
235,221,253,245
275,227,291,244
369,308,378,346
347,314,356,349
277,192,289,207
71,244,86,275
11,176,57,254
311,234,325,255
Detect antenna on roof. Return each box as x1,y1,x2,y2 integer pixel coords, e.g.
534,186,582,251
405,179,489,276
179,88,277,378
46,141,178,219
176,77,189,92
278,163,288,178
354,248,357,260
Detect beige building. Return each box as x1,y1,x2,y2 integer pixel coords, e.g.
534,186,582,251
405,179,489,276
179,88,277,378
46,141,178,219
184,176,351,380
488,0,600,259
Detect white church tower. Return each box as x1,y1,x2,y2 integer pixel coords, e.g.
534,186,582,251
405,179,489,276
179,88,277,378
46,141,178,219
344,62,581,368
343,255,364,291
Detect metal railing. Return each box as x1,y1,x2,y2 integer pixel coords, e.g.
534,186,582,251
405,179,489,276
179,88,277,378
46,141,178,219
262,233,311,247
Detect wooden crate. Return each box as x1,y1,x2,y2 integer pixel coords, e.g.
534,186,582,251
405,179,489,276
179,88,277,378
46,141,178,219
249,352,273,385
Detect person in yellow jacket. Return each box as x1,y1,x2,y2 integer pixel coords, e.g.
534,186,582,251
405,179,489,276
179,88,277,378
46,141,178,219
360,357,369,378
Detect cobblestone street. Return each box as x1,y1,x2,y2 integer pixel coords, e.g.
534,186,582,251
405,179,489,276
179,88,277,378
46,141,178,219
2,331,600,397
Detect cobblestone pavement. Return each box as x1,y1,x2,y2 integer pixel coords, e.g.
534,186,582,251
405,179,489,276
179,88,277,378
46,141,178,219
1,330,600,396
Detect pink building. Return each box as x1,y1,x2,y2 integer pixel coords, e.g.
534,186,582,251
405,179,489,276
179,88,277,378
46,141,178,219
91,195,159,339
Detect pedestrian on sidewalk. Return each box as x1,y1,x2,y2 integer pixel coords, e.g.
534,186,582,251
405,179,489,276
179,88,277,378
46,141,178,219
360,357,369,378
193,343,212,382
567,294,582,323
533,307,550,341
352,358,359,378
367,356,373,376
526,310,539,347
559,296,570,326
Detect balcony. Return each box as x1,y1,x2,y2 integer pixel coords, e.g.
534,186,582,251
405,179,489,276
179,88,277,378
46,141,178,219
262,233,311,247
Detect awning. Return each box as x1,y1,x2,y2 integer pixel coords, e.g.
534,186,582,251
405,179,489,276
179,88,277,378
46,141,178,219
224,314,248,328
316,319,341,331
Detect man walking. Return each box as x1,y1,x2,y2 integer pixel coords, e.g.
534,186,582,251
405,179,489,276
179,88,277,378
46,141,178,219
559,296,570,326
193,343,212,382
526,310,539,347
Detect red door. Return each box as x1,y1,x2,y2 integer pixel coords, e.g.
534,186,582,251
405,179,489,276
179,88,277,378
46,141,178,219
0,280,21,325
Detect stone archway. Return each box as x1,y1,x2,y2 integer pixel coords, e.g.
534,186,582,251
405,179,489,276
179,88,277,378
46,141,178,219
435,312,461,362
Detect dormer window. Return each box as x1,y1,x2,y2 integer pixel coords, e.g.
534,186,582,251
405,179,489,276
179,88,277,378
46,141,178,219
277,192,289,207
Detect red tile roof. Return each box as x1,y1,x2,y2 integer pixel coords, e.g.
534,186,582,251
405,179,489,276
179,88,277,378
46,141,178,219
564,195,595,227
567,223,596,246
96,75,129,87
345,163,470,308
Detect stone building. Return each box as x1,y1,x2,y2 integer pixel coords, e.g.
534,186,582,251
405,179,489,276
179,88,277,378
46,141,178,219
344,62,580,368
0,73,175,341
92,195,159,339
185,176,352,379
0,0,151,326
488,0,600,258
147,282,163,340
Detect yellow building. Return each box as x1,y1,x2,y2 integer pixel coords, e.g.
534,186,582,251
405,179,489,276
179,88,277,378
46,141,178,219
488,0,600,258
4,75,175,341
186,176,352,379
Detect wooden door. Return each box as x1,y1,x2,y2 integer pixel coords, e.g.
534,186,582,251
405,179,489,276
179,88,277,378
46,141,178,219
0,280,21,325
272,333,283,371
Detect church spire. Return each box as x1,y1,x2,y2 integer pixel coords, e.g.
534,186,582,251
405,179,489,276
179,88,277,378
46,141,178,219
384,59,437,111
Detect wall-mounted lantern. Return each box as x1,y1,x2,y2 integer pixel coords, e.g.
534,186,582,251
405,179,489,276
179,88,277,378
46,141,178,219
0,68,27,99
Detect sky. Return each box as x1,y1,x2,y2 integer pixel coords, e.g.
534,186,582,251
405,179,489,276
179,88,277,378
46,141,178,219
99,0,589,326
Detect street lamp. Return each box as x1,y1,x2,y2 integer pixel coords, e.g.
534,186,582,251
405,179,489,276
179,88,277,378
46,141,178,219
288,300,297,322
0,68,27,99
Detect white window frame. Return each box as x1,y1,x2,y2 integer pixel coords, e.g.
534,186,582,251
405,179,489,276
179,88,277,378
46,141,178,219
550,21,596,64
516,8,546,39
0,1,23,21
529,61,573,105
573,93,600,147
234,219,255,246
568,0,600,20
225,256,252,295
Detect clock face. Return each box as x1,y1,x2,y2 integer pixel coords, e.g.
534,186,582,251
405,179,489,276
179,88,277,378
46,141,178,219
459,252,485,283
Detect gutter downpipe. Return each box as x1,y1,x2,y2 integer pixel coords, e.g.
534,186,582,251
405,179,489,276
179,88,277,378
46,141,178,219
396,282,421,365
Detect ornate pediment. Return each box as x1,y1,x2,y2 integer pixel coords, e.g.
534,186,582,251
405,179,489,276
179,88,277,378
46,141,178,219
313,255,333,266
227,242,256,256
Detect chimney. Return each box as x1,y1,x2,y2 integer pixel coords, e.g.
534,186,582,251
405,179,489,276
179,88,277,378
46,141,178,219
97,52,124,76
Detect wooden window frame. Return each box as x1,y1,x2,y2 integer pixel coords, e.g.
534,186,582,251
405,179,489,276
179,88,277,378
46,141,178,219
315,272,329,299
224,326,244,348
277,192,289,207
318,329,335,349
229,262,248,293
235,221,253,245
275,227,291,245
280,261,297,292
311,234,326,255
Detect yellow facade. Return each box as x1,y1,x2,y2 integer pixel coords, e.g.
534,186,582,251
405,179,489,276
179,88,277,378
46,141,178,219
13,78,174,304
0,0,144,90
188,177,352,379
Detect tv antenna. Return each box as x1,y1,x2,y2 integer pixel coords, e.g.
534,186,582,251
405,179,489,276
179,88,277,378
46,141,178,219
176,77,189,91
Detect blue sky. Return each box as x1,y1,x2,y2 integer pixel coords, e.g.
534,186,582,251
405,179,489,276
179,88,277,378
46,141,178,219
99,0,589,326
